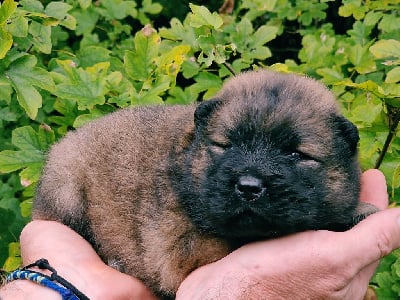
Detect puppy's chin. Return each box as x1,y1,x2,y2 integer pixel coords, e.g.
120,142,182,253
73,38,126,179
195,205,300,241
221,211,276,239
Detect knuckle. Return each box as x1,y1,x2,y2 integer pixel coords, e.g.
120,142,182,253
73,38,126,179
375,229,393,258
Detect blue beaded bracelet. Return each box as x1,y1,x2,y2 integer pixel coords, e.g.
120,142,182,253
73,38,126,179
6,259,89,300
7,269,79,300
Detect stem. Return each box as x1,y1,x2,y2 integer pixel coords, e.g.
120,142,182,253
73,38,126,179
223,62,237,76
25,44,34,53
374,105,400,169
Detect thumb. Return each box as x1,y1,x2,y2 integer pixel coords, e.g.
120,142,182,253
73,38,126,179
340,208,400,271
359,169,388,210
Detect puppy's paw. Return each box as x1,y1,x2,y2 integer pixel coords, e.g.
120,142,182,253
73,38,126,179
352,202,380,225
108,257,126,272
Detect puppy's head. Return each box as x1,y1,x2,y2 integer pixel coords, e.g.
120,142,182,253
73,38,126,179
179,70,366,242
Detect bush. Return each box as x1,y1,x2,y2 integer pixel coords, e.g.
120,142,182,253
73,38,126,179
0,0,399,297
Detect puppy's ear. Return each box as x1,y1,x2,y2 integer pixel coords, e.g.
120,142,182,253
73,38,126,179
332,114,359,154
194,99,222,129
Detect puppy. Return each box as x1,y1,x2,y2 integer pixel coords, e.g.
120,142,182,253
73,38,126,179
33,70,377,298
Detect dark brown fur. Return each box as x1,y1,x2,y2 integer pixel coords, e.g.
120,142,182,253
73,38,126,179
33,70,377,298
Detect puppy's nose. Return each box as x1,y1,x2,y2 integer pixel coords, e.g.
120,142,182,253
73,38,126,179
235,175,266,201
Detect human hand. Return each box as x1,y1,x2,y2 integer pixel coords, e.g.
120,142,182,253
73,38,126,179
177,169,400,300
0,220,156,300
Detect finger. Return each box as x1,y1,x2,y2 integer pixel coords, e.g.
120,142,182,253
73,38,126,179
342,259,380,300
355,260,380,289
339,208,400,272
20,220,101,265
359,169,388,210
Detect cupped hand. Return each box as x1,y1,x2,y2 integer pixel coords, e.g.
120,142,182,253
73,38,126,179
177,169,400,300
0,220,157,300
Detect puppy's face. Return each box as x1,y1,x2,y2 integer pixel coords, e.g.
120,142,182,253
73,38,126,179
180,71,362,242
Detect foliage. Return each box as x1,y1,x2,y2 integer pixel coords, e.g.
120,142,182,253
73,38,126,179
0,0,399,297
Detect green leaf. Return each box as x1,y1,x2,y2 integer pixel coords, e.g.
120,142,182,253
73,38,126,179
189,4,223,30
0,77,12,103
252,25,279,46
137,0,162,24
316,67,344,84
9,82,41,120
47,98,77,134
347,21,371,46
5,14,29,38
2,242,21,271
358,130,383,169
298,31,336,67
78,46,111,68
386,67,400,84
12,125,54,153
72,7,99,35
6,55,55,119
197,34,215,54
0,207,15,225
243,46,271,61
44,2,73,20
73,109,105,128
197,34,220,66
20,199,32,218
189,72,223,99
19,0,44,13
97,0,137,20
19,164,42,185
0,28,12,59
0,0,17,25
230,18,253,50
124,26,160,81
157,44,191,79
338,0,367,20
28,21,52,54
0,107,17,122
336,80,385,99
378,14,400,33
78,0,92,9
141,0,162,14
392,164,400,199
348,44,376,74
0,126,52,179
370,39,400,59
165,86,195,105
159,18,197,46
12,126,41,151
181,59,200,79
241,0,277,12
364,11,383,26
55,60,110,110
374,272,397,294
0,150,43,173
350,102,382,126
37,125,55,151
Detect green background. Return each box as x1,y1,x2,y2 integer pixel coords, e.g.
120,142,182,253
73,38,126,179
0,0,399,297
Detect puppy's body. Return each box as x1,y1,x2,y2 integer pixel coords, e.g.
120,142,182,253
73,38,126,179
33,71,376,298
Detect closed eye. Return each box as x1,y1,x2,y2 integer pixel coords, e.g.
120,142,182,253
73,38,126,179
210,140,232,149
208,140,232,155
289,151,318,162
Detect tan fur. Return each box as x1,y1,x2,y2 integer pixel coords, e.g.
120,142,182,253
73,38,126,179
34,105,230,294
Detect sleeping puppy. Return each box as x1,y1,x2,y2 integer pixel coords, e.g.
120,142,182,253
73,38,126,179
33,70,378,298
